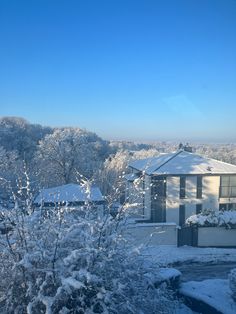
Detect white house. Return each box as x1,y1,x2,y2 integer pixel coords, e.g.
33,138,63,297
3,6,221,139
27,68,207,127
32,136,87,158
125,150,236,246
126,150,236,224
34,183,105,211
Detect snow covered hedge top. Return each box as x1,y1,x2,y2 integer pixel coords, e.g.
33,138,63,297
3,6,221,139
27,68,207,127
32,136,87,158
186,209,236,228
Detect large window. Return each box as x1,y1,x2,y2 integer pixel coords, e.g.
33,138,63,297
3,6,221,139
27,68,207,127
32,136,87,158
180,176,186,199
196,176,202,199
151,176,166,222
220,175,236,198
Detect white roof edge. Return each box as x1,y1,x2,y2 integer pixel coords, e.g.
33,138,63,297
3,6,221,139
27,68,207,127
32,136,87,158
128,151,236,175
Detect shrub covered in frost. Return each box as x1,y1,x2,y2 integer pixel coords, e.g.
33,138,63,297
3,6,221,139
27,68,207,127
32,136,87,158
186,209,236,228
0,197,177,314
229,268,236,302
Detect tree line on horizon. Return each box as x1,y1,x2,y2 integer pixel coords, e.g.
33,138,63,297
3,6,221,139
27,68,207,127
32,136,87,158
1,116,236,205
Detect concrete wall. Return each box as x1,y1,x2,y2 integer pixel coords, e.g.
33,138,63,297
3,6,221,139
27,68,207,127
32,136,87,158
198,227,236,247
125,222,178,246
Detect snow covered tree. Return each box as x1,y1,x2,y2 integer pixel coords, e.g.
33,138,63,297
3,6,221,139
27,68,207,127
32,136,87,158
36,128,109,187
0,147,22,201
99,149,160,202
0,116,52,162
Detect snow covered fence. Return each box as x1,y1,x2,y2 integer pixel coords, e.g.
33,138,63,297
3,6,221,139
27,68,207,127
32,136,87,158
184,210,236,247
125,221,178,246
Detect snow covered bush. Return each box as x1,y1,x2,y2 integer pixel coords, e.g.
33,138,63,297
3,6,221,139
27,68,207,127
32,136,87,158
0,192,177,313
186,209,236,228
229,268,236,302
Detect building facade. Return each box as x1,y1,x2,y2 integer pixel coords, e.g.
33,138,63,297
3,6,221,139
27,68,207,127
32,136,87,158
126,150,236,226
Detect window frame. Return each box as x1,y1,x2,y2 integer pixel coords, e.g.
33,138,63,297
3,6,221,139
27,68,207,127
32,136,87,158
220,175,236,198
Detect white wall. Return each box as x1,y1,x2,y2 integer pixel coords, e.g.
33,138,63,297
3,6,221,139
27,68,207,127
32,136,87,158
184,203,197,221
202,176,220,210
186,176,197,199
166,176,179,224
166,176,198,224
198,227,236,247
167,176,180,200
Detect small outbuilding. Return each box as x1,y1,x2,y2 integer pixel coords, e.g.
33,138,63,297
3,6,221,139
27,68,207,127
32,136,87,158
34,183,105,211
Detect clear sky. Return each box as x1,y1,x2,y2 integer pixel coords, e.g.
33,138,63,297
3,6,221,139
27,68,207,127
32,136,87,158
0,0,236,142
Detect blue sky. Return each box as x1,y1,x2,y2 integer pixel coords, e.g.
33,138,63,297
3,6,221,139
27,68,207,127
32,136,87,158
0,0,236,142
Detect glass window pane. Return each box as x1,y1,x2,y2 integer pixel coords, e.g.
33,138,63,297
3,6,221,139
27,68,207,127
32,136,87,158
221,186,229,197
221,176,230,186
180,176,186,198
197,176,202,188
197,187,202,199
180,176,186,188
230,176,236,186
231,186,236,197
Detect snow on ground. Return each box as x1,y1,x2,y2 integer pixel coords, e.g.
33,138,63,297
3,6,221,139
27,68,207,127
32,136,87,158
158,267,181,280
179,279,236,314
140,245,236,266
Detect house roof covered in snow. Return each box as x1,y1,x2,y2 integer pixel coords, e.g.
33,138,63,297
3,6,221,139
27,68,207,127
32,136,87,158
128,151,236,176
34,183,104,205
